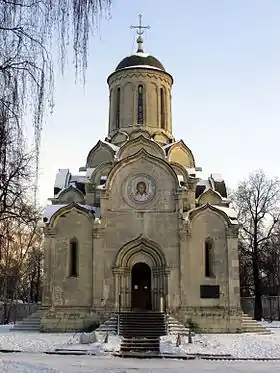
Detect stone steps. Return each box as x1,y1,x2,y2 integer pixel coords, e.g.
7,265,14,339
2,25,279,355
95,313,118,334
120,337,160,353
10,309,44,332
118,311,167,354
242,313,271,334
119,311,167,338
96,313,190,337
166,314,190,335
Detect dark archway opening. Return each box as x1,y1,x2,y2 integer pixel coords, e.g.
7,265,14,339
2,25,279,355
131,262,152,311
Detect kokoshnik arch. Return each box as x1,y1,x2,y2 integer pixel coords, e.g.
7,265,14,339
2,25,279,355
41,15,242,333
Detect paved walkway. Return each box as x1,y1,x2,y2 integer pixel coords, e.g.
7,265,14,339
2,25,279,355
1,353,280,372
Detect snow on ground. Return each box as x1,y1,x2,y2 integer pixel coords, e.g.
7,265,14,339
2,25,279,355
2,323,280,359
160,327,280,359
160,328,280,359
261,320,280,328
0,325,120,355
0,354,280,373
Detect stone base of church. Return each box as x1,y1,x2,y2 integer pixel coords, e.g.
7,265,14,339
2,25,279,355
40,307,109,333
174,306,243,333
40,305,243,334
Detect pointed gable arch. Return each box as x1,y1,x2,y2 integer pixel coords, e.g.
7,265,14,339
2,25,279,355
167,140,196,168
86,140,115,168
198,188,223,206
56,185,85,204
153,131,170,145
188,203,232,227
110,131,129,146
170,161,191,186
117,134,165,160
88,161,114,185
106,148,178,192
114,234,167,268
130,127,151,140
48,202,94,228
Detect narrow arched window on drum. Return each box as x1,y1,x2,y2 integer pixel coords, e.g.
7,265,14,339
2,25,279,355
137,84,144,125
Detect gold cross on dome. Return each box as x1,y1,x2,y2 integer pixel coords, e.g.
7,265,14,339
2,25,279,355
130,14,150,36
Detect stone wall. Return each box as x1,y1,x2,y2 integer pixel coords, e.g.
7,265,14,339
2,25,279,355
175,306,242,333
0,303,38,323
241,296,280,320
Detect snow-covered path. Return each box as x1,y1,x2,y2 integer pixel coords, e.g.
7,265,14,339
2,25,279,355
0,354,280,373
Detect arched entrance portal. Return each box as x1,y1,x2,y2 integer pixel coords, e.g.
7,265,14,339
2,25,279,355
113,236,170,311
131,262,152,310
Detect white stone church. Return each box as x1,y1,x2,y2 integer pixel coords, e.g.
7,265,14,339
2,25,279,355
41,20,243,333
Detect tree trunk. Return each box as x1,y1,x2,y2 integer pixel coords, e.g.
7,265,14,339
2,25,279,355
253,240,263,320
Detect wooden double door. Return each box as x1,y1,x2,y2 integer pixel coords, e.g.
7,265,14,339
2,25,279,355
131,262,152,311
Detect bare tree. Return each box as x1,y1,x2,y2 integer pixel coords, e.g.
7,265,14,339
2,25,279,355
233,170,280,320
0,0,111,196
0,112,34,222
0,202,42,322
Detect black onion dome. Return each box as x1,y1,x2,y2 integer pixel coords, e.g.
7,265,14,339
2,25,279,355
115,52,165,72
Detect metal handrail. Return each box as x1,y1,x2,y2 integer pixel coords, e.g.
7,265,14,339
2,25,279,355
117,293,121,335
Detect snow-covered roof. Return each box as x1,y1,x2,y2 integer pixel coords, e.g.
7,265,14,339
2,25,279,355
85,168,95,178
54,169,71,190
120,65,163,71
103,141,120,152
183,204,238,225
132,52,151,58
214,205,238,222
210,173,224,183
70,174,87,184
197,179,211,189
43,204,100,222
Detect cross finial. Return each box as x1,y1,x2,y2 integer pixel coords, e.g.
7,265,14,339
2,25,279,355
130,14,150,53
130,14,150,35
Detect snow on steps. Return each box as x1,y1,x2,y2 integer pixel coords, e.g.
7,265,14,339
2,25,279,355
10,309,44,332
166,314,190,335
96,313,118,334
242,313,271,334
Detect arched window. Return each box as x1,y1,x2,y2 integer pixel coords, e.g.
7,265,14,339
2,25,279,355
205,239,214,277
69,239,78,277
160,88,166,129
115,87,121,129
137,85,144,125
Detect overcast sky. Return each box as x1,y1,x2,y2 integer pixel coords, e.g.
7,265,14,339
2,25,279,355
36,0,280,205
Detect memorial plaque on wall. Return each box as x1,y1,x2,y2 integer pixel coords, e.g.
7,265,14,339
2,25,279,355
200,285,220,299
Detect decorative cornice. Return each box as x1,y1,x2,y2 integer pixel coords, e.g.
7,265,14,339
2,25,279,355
108,70,172,86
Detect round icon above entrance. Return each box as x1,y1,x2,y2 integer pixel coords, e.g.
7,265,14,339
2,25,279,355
126,174,156,205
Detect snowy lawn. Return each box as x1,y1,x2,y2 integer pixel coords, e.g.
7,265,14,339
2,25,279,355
0,325,120,354
160,328,280,359
2,324,280,359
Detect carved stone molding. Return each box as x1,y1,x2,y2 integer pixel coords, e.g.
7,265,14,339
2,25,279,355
152,266,170,276
108,70,172,86
85,183,94,193
44,228,56,237
180,220,191,237
226,225,239,239
92,227,105,239
112,266,130,276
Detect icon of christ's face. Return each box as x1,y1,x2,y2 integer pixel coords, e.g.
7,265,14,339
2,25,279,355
136,181,147,196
